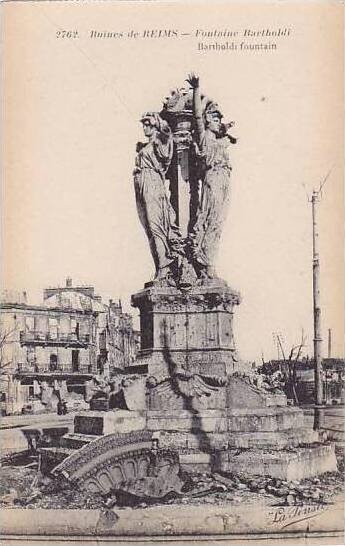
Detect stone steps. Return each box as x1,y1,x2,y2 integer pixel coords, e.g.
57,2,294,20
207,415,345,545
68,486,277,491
214,443,337,480
227,428,319,449
147,406,306,433
227,406,305,432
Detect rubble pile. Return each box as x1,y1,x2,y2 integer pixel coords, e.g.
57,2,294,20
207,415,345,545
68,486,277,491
0,447,343,509
208,470,343,506
0,467,104,510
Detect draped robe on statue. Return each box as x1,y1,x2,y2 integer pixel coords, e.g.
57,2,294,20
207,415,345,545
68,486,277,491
190,130,232,267
134,134,180,273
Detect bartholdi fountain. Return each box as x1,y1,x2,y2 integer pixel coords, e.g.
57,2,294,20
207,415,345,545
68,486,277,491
38,75,336,500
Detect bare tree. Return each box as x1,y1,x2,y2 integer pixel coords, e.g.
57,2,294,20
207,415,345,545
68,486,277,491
0,324,17,376
276,330,307,404
259,330,307,404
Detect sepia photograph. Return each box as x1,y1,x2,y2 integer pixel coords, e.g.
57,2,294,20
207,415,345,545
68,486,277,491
0,0,344,543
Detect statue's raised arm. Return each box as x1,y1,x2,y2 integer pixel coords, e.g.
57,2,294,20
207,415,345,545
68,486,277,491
186,73,204,144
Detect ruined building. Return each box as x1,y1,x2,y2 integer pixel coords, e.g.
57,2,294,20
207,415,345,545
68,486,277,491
0,279,140,415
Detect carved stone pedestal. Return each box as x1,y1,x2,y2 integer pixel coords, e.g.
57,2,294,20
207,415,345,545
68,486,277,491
131,281,241,384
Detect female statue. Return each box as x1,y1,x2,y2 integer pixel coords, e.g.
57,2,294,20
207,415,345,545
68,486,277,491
134,112,182,283
187,74,236,281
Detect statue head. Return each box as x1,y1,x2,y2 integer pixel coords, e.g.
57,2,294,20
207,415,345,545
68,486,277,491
203,102,223,135
141,112,158,138
140,112,171,140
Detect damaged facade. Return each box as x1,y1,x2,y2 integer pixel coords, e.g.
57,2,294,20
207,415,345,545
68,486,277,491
0,279,140,415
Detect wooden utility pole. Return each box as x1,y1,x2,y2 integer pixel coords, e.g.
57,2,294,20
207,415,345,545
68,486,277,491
312,189,323,429
328,328,332,358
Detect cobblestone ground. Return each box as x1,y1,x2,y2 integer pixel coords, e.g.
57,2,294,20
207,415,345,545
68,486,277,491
0,446,343,510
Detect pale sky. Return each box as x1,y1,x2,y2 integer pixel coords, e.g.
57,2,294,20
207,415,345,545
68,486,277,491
2,1,344,362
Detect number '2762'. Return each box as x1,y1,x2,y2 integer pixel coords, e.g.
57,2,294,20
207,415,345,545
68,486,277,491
56,30,79,39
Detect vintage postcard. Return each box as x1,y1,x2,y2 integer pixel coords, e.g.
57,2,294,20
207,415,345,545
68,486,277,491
0,0,344,544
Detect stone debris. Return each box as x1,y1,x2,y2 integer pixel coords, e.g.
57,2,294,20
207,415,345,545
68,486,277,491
209,469,343,506
0,488,17,505
286,494,295,505
0,447,343,509
13,489,42,506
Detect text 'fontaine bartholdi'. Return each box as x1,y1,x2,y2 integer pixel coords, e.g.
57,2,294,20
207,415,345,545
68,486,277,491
88,27,292,39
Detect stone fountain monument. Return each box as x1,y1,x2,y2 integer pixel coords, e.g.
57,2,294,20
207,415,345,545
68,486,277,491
43,75,336,498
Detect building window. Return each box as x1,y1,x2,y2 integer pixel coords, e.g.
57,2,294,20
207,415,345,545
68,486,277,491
49,354,58,371
99,330,106,350
48,318,58,340
26,347,36,368
70,319,80,339
97,354,103,374
25,316,35,331
72,350,79,372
